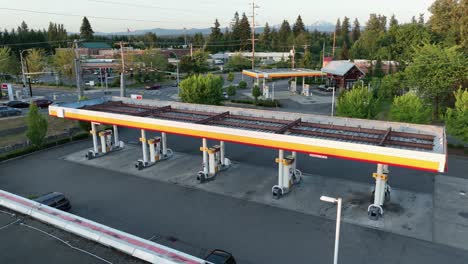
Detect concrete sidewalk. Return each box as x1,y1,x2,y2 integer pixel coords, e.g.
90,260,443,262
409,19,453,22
62,144,468,250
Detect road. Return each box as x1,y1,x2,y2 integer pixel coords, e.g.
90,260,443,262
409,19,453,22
1,139,468,264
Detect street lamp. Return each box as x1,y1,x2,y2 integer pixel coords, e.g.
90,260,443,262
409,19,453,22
320,195,342,264
331,87,336,117
169,52,180,96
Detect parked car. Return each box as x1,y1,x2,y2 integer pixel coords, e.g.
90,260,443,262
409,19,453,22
145,84,162,90
6,100,30,108
204,250,236,264
34,192,71,211
33,99,53,109
0,106,22,117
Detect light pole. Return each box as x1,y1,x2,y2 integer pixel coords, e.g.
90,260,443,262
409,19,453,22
331,87,336,117
320,195,342,264
169,52,180,96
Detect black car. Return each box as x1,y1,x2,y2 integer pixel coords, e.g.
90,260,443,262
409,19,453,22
0,106,21,117
34,192,71,211
33,99,54,109
204,250,236,264
145,84,162,90
7,100,30,108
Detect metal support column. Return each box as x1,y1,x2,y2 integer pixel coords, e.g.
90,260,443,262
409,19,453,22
219,141,225,166
113,125,119,146
374,164,386,206
202,138,208,175
161,132,167,156
302,78,305,94
292,151,297,171
278,149,284,187
149,140,156,163
368,163,389,220
91,122,99,154
141,129,148,164
100,132,107,154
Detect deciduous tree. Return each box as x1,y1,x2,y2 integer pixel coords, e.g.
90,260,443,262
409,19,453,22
445,88,468,142
404,43,467,119
336,86,379,119
179,74,223,105
390,93,431,124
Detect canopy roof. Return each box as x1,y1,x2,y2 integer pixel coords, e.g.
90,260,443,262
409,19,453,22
321,60,365,76
242,68,325,79
49,97,447,172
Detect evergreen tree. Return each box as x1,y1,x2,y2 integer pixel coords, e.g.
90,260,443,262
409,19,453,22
231,11,241,48
418,13,425,25
341,16,351,46
80,16,94,40
208,19,223,53
335,18,342,36
300,49,313,68
259,22,272,51
389,15,398,30
278,20,292,47
352,18,361,42
340,41,349,59
238,13,252,50
411,16,417,24
292,15,306,36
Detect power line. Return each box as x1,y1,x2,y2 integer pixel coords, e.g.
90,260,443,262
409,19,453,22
88,0,196,13
0,7,210,27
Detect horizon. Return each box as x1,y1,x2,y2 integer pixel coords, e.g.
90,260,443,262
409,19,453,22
0,0,434,33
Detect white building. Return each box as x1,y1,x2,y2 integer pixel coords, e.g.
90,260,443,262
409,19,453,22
211,52,290,64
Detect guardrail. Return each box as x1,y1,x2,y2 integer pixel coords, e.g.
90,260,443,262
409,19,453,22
0,190,207,264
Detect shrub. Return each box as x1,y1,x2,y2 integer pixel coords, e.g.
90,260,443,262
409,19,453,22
227,72,235,82
238,80,247,89
227,85,236,96
336,86,379,119
179,74,224,105
446,88,468,142
390,93,431,124
252,85,262,101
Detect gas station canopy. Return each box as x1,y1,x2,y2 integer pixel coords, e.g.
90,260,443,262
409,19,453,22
242,68,325,79
49,97,447,172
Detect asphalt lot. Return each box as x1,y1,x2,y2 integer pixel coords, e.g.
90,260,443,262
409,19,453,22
125,129,437,194
1,140,468,264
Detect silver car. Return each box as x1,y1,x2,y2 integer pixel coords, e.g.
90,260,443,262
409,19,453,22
0,106,21,117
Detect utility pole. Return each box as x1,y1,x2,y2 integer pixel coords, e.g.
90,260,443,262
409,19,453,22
250,0,259,70
190,43,193,58
73,39,83,100
24,55,33,97
322,42,326,67
19,50,32,97
119,41,127,97
332,31,336,58
291,45,296,69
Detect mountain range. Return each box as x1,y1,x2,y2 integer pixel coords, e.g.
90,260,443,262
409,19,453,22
96,21,335,36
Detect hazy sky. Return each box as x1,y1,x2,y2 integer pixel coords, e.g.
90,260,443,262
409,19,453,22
0,0,435,32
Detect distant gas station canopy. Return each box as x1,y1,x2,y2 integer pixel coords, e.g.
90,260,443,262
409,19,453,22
242,68,325,79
